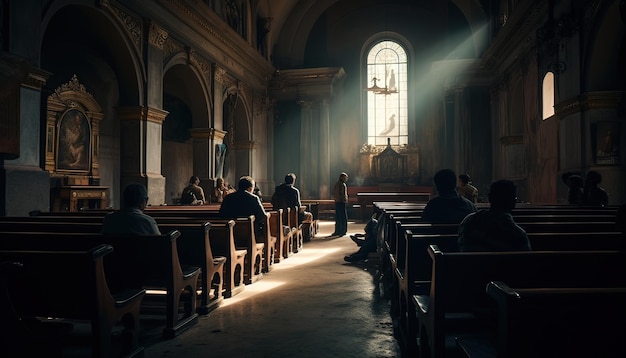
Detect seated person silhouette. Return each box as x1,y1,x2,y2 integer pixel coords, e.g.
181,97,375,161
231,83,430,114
421,169,476,224
458,179,531,252
102,183,160,235
344,213,380,263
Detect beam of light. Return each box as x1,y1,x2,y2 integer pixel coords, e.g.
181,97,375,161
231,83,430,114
412,23,490,115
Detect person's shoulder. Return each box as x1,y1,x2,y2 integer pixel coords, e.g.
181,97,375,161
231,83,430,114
459,211,476,225
458,196,476,208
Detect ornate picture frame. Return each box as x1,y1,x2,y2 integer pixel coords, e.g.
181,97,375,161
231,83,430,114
593,121,620,166
56,108,91,173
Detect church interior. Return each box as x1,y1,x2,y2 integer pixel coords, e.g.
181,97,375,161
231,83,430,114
0,0,623,215
1,0,625,357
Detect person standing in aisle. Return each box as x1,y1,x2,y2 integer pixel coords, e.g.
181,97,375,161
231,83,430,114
332,172,349,237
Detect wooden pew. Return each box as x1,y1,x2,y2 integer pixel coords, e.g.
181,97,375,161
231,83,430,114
393,230,626,354
0,230,200,339
0,244,145,358
456,281,626,358
145,207,277,273
268,208,291,262
301,199,320,235
159,222,226,314
44,207,276,276
0,219,227,314
289,206,304,252
413,245,626,358
205,220,247,298
281,207,296,255
382,217,620,295
204,217,264,285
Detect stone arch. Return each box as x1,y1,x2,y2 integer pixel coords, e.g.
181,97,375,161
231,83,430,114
40,2,145,207
162,58,212,204
222,85,253,184
41,2,144,105
583,0,625,91
275,0,487,68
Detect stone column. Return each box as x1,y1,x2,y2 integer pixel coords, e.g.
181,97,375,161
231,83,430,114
2,69,49,216
319,98,331,198
298,99,314,198
113,21,169,206
453,87,469,174
116,106,168,205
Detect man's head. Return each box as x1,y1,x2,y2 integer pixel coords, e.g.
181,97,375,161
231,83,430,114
189,175,200,185
488,179,517,212
238,176,255,192
285,173,296,185
339,172,348,182
433,169,457,194
123,183,149,210
585,171,602,186
458,174,471,185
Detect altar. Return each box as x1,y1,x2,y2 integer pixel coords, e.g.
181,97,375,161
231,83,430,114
51,186,109,212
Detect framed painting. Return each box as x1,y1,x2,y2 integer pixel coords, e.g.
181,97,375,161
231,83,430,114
57,108,91,172
593,121,620,166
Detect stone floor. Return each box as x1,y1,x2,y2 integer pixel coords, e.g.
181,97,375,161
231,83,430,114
142,220,401,358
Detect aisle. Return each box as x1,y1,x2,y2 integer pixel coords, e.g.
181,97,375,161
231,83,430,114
142,220,401,357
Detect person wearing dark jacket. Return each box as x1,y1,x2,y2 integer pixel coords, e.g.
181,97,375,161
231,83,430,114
458,179,531,252
219,175,267,235
421,169,476,224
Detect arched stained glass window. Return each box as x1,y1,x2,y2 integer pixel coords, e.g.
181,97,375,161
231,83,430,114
367,41,408,146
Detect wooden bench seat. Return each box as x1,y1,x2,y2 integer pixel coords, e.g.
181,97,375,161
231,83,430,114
268,208,291,262
158,222,226,314
392,230,626,354
206,217,264,285
454,282,626,358
152,215,275,275
0,230,200,339
413,245,626,358
205,220,247,298
0,219,227,315
0,244,145,357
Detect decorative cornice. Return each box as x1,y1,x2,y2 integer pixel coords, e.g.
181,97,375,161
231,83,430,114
117,106,169,124
149,23,168,50
210,128,227,142
99,0,142,50
22,68,50,90
214,66,231,87
146,107,169,124
296,99,315,109
188,128,211,139
163,36,184,59
167,0,238,54
188,50,210,75
556,91,626,119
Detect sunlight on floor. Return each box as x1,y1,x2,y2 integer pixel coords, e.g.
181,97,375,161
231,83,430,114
220,246,343,306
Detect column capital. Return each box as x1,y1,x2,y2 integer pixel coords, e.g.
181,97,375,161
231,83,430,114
189,128,211,139
148,22,169,50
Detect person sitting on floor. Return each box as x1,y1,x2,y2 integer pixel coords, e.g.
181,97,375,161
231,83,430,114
344,212,380,262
